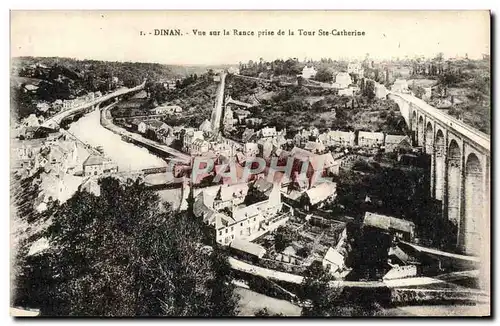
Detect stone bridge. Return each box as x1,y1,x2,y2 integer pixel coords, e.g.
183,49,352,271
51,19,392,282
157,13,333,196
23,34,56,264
388,91,490,256
41,81,146,130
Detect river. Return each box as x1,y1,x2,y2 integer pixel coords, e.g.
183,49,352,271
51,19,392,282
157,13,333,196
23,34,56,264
67,109,167,171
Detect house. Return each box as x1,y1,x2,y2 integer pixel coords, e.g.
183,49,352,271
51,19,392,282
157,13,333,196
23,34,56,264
138,121,148,134
258,126,277,139
347,62,364,77
190,138,210,156
333,72,352,89
245,117,263,127
223,106,236,131
385,135,412,152
230,239,266,259
82,154,118,176
23,84,39,93
146,120,168,132
151,105,183,115
301,66,317,79
234,109,251,124
199,119,213,133
23,114,40,127
183,130,204,152
304,141,326,154
363,211,416,241
358,131,385,147
300,182,337,211
289,148,336,188
322,247,346,274
392,79,409,93
318,130,355,147
244,142,260,157
194,183,286,245
36,102,50,113
374,83,388,99
228,66,240,75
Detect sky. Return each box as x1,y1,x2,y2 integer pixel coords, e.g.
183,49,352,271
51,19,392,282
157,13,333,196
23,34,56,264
10,10,491,65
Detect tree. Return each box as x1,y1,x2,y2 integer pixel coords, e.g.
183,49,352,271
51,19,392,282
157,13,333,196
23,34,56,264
14,177,238,316
314,68,333,83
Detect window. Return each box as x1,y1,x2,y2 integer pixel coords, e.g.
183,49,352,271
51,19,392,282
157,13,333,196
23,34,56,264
231,226,234,231
240,223,243,226
231,235,234,239
240,230,243,235
225,229,228,234
219,230,222,236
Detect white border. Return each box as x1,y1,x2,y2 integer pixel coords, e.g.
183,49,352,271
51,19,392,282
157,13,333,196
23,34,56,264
3,1,498,325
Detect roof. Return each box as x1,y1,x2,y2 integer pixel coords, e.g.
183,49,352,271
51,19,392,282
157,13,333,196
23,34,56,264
310,153,336,170
253,178,274,195
304,182,337,205
290,146,315,159
146,120,166,129
83,154,111,166
385,135,410,145
304,141,325,152
230,239,266,258
199,119,212,132
359,131,385,140
323,247,345,267
363,211,415,234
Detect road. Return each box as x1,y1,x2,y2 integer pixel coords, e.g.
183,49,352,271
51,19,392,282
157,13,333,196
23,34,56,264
42,82,146,129
101,105,191,164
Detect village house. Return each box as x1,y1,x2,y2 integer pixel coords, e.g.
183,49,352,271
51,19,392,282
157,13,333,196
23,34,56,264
82,154,118,176
385,135,412,152
318,130,356,147
183,130,205,152
150,105,183,115
374,82,389,99
36,102,50,113
223,106,237,131
333,72,352,89
245,117,263,127
139,120,167,135
300,181,337,212
301,66,317,79
358,131,385,147
199,119,213,134
229,239,266,260
363,211,415,242
190,138,210,156
293,127,320,147
347,62,364,77
304,141,326,154
322,247,347,275
227,66,240,75
234,109,251,124
193,182,286,246
244,142,260,157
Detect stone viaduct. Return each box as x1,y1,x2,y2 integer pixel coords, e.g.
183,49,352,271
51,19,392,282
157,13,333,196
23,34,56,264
388,91,490,256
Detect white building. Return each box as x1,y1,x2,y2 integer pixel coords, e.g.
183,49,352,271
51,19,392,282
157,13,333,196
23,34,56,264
318,130,356,147
374,83,389,99
392,79,410,93
301,66,317,79
347,62,364,77
358,131,385,147
333,72,352,89
83,154,118,176
150,105,183,115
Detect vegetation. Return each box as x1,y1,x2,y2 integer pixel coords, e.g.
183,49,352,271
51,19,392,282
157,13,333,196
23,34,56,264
299,262,383,316
13,177,238,316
